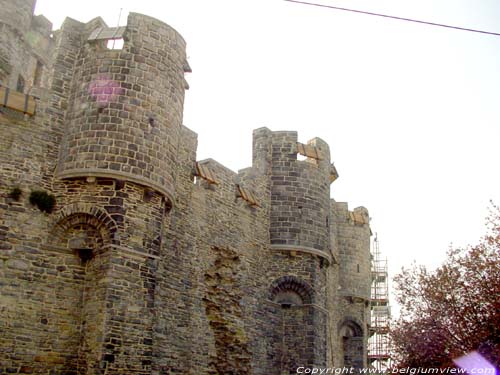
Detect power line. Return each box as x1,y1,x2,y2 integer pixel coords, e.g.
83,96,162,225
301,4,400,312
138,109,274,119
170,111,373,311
284,0,500,37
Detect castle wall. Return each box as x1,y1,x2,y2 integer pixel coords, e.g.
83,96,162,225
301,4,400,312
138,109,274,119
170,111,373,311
0,0,53,91
0,170,167,374
152,134,271,374
46,180,166,375
0,3,72,372
0,3,373,374
0,113,82,374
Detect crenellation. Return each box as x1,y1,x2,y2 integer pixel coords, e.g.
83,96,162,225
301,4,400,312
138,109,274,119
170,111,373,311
0,2,373,374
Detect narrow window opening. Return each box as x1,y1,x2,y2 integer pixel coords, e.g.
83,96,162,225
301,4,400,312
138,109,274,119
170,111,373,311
107,38,124,50
296,142,323,163
297,153,308,161
357,264,360,273
33,60,43,87
16,75,25,93
96,106,104,123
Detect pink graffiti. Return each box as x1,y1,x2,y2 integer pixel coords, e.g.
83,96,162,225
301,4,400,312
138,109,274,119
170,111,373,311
88,74,122,105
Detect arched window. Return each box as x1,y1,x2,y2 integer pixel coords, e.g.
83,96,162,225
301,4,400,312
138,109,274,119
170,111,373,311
269,275,313,307
49,210,115,261
47,205,117,371
339,319,364,369
64,222,104,262
273,290,304,306
265,276,318,372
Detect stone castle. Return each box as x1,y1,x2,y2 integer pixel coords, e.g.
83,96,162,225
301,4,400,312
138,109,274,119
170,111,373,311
0,1,373,374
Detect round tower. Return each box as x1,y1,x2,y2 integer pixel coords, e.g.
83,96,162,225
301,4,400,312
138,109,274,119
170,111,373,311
269,131,332,262
338,206,372,301
264,131,333,369
335,206,372,369
57,13,190,205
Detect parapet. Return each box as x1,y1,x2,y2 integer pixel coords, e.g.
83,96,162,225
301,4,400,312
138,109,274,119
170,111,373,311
332,202,370,225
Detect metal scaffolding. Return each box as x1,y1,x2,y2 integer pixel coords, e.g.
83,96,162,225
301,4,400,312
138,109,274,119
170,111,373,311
368,234,392,371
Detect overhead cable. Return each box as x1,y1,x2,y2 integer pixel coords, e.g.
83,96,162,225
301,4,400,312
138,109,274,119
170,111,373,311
284,0,500,37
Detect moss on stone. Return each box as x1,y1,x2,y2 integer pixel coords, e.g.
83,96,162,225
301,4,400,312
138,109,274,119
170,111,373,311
9,187,22,201
29,190,56,213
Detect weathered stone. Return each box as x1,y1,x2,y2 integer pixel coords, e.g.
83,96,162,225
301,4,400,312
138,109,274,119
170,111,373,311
0,2,372,375
6,259,29,270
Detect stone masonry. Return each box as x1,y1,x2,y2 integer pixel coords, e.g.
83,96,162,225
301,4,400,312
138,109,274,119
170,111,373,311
0,1,373,374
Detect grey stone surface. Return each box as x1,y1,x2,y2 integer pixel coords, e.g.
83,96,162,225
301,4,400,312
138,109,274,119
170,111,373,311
0,1,373,374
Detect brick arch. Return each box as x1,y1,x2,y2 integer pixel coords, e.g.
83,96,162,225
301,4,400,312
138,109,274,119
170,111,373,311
339,317,364,369
269,275,314,305
338,317,364,337
49,203,117,246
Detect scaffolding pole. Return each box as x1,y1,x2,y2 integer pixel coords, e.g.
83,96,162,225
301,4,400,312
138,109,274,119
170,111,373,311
368,234,392,372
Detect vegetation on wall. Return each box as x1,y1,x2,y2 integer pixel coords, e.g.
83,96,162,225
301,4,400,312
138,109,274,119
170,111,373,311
29,190,56,213
391,204,500,369
8,187,22,201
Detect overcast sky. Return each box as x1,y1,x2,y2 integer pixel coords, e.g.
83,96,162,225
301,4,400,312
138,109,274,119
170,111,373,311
35,0,500,310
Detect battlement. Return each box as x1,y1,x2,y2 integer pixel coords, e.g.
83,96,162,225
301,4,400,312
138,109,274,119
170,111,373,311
189,128,336,212
332,201,370,225
0,3,373,374
252,127,335,177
